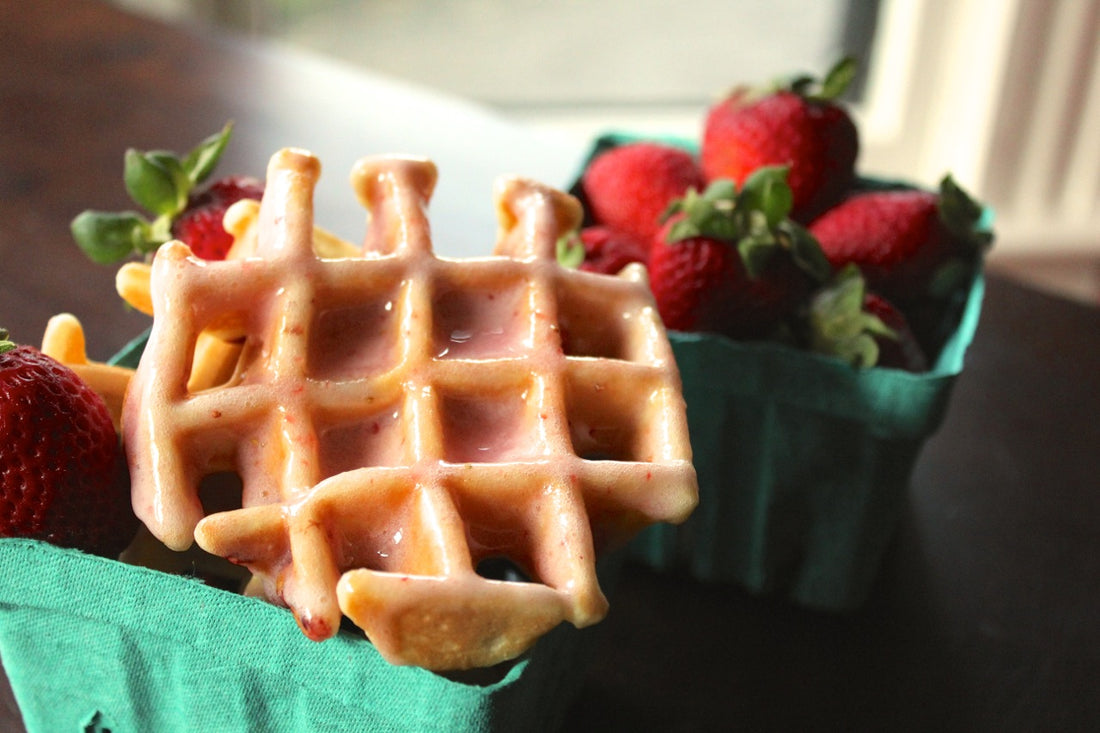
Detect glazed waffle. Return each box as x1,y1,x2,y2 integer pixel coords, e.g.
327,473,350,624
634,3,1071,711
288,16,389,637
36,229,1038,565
123,148,697,670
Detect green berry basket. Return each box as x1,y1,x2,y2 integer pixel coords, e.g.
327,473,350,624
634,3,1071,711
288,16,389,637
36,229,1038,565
637,273,983,610
575,133,989,611
0,538,608,733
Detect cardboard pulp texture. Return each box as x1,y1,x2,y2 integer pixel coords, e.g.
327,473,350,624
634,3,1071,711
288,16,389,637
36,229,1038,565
0,538,601,733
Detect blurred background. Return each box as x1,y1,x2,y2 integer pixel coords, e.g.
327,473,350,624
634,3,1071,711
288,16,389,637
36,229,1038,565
109,0,1099,303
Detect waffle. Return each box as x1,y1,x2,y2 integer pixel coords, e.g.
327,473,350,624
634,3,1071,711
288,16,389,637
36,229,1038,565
123,148,697,670
40,313,133,431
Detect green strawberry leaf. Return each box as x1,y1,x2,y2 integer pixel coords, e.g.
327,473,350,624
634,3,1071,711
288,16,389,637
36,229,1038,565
842,332,879,368
939,174,994,254
738,232,778,279
555,231,586,269
182,122,233,185
819,56,858,100
686,190,714,231
786,74,817,97
664,173,833,286
700,205,740,241
807,264,894,368
699,178,737,207
151,151,194,213
740,166,792,226
665,216,699,242
781,56,857,102
124,149,189,217
779,221,833,283
665,183,735,242
71,210,151,264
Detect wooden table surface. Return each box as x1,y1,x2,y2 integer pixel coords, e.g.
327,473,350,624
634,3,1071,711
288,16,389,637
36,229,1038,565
2,2,1098,731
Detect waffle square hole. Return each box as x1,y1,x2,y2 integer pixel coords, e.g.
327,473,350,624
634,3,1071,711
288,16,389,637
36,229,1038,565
555,278,645,361
323,478,415,574
309,295,400,380
439,385,541,463
565,372,653,462
447,476,539,583
432,279,531,359
183,310,253,392
317,404,406,477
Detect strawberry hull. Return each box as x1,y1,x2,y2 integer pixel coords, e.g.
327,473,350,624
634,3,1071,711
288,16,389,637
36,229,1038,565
576,134,988,611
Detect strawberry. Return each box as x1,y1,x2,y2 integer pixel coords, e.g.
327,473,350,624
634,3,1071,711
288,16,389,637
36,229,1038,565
0,330,137,557
805,265,928,372
581,142,705,242
701,57,859,223
649,222,779,337
808,175,991,305
647,168,830,340
863,292,928,372
71,122,262,264
171,175,264,260
557,225,649,275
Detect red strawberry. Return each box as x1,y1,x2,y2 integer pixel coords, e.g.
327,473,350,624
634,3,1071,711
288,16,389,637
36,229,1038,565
863,292,928,372
0,331,137,557
171,175,264,260
581,142,705,242
808,176,991,304
563,225,649,275
701,57,859,222
650,223,802,338
647,170,830,340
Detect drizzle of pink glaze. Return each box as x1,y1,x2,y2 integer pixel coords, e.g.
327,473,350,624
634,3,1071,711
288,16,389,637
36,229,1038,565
441,392,530,462
310,300,397,379
433,286,526,359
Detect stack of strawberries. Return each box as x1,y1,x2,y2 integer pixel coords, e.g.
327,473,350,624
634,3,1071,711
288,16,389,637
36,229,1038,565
567,59,992,372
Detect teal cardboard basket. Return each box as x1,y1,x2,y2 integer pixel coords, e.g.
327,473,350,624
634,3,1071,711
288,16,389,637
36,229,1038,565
0,538,599,732
578,133,988,610
630,268,984,610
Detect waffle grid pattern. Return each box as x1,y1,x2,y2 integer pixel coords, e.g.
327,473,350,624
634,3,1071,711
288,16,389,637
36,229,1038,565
125,149,696,669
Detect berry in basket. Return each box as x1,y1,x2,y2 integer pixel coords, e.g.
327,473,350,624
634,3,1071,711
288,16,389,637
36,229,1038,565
0,329,136,557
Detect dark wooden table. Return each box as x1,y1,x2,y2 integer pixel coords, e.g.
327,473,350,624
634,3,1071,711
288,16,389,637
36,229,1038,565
2,2,1098,731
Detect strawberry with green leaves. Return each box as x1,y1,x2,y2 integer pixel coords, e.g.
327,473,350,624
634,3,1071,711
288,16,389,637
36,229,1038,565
808,175,992,305
648,166,831,340
0,330,137,557
71,123,262,263
701,57,860,223
806,265,928,372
